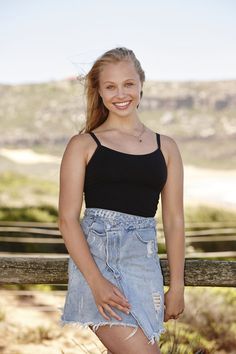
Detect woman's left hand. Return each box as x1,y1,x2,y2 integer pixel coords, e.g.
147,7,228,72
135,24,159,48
163,285,185,322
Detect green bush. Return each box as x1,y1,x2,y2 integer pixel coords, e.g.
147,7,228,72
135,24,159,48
0,204,58,222
184,204,236,223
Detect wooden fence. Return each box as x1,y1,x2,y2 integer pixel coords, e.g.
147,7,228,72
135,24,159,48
1,221,236,258
0,221,235,287
0,256,235,287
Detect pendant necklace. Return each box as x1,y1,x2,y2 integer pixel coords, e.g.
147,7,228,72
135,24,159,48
137,123,145,142
121,123,146,143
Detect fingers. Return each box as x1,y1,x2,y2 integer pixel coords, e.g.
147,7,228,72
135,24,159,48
98,304,111,321
113,287,130,305
112,292,131,309
97,287,132,321
111,287,131,312
109,299,131,314
164,313,179,321
98,302,126,322
164,306,183,321
103,304,123,321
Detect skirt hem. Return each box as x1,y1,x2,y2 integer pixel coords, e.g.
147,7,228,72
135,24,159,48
59,318,166,345
59,318,139,341
147,327,166,344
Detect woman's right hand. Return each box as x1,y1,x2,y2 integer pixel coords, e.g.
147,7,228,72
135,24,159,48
90,275,132,321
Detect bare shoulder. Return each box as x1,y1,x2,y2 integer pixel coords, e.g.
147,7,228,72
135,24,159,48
160,133,180,151
61,133,91,162
159,133,182,166
66,132,91,147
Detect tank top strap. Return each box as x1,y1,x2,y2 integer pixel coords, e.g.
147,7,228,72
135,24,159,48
156,133,161,149
89,132,101,147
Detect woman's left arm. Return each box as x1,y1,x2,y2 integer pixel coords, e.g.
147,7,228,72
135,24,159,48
160,135,185,321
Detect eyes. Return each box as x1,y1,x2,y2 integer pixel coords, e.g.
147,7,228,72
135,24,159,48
105,82,134,90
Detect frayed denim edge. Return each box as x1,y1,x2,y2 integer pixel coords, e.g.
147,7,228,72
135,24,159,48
58,307,166,345
116,300,166,346
59,318,139,341
59,319,166,345
147,326,166,345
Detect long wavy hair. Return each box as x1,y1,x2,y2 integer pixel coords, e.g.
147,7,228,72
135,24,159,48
79,47,145,134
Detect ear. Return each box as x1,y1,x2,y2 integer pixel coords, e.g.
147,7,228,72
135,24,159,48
137,90,143,109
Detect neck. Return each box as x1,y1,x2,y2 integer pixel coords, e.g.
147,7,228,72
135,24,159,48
105,113,143,133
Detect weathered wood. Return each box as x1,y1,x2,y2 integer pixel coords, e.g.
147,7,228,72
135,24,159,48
159,235,236,243
161,259,236,287
1,220,236,230
1,226,235,238
0,256,68,284
1,235,235,244
1,250,236,258
183,221,236,229
0,237,64,243
172,251,236,258
0,227,60,236
1,230,236,238
0,221,58,229
184,228,236,236
0,256,235,287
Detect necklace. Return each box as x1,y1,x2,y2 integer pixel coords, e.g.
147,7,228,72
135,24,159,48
138,123,145,142
120,123,146,142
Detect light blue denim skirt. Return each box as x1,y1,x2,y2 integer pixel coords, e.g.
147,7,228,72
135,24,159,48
59,207,166,345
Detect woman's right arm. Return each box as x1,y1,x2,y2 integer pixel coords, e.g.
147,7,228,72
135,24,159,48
58,134,103,288
57,134,131,320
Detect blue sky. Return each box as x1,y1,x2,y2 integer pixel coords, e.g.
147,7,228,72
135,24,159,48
1,0,235,84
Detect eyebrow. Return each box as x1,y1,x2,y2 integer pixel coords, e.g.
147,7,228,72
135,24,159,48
103,79,136,84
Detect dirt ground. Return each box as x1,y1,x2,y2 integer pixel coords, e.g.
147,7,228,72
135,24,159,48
0,289,107,354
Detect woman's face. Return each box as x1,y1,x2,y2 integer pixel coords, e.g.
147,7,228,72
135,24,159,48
98,60,142,117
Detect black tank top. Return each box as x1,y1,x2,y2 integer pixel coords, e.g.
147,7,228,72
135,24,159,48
83,131,168,217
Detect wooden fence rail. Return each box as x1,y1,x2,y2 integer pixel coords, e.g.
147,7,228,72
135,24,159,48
1,227,236,238
0,221,235,287
1,220,236,230
1,226,235,257
0,256,235,287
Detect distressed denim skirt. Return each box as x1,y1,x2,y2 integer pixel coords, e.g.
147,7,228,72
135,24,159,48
59,207,166,345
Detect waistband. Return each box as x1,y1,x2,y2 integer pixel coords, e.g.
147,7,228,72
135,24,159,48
83,208,156,228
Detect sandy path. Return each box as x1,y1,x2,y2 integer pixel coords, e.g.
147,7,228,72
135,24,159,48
184,165,236,210
0,289,106,354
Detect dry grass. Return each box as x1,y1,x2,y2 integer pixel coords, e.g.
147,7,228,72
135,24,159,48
0,286,235,353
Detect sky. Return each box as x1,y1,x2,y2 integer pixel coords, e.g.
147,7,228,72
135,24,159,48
0,0,236,84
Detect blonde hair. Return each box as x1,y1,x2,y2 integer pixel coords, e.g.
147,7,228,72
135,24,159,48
79,47,145,134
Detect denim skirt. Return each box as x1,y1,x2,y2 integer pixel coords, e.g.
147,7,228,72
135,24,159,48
59,207,166,345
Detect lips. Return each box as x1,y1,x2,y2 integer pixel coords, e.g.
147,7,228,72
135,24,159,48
113,101,132,110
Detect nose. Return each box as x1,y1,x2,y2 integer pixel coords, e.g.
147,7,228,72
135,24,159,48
116,86,126,99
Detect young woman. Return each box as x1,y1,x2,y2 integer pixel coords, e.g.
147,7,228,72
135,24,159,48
58,47,185,354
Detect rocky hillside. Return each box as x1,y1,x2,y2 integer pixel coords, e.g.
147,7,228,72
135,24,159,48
0,78,235,169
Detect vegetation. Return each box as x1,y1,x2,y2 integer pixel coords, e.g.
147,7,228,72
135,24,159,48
16,325,61,344
0,309,5,322
0,286,235,353
0,188,236,224
0,78,235,352
0,170,59,211
1,79,236,169
0,203,58,222
183,204,236,223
